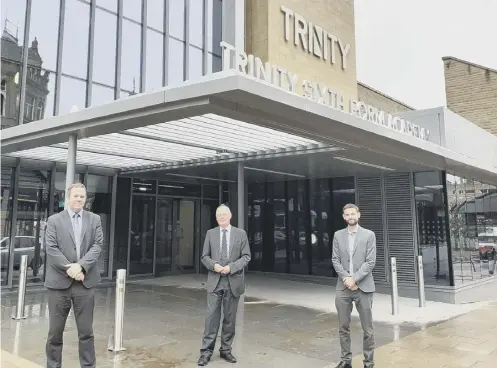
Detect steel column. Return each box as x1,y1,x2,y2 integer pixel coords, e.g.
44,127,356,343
237,162,244,230
64,134,77,209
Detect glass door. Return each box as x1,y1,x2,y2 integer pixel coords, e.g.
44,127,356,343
173,199,196,272
129,195,155,275
155,198,174,275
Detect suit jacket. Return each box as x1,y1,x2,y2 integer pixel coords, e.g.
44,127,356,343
44,209,103,290
201,226,251,297
331,226,376,293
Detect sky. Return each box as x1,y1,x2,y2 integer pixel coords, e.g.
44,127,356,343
354,0,497,109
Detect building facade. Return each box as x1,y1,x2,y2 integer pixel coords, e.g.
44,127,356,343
1,0,497,304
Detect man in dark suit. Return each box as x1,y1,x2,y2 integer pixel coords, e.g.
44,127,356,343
332,203,376,368
197,204,251,366
45,182,103,368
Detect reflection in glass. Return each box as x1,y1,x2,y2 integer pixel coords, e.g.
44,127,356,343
1,167,15,285
156,198,173,274
147,0,164,31
91,84,114,107
208,0,222,54
59,76,86,114
130,196,155,275
168,38,185,85
121,20,141,93
94,10,117,86
332,177,356,231
133,179,156,194
96,0,117,13
414,172,450,285
189,0,204,48
123,0,142,22
174,200,196,272
85,175,112,275
1,0,27,128
169,0,185,40
447,174,497,283
146,29,164,92
311,179,335,277
22,69,55,123
14,168,51,285
29,0,60,72
188,46,203,80
62,1,90,79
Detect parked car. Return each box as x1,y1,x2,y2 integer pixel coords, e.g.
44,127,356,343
0,236,45,271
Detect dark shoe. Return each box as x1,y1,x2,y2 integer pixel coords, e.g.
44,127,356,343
220,352,237,363
335,362,352,368
197,354,210,366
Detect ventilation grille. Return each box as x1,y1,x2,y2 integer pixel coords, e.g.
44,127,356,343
357,176,387,282
384,173,416,284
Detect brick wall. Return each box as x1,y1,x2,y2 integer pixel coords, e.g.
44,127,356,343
357,82,414,114
443,57,497,136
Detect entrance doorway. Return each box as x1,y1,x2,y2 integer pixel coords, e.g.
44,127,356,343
155,198,198,275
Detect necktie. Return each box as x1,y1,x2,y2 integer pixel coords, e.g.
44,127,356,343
221,229,228,266
73,214,81,259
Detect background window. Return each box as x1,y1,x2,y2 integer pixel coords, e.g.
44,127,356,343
58,76,86,114
147,0,164,31
168,38,185,85
189,0,204,48
188,46,203,80
29,0,60,72
169,0,185,40
93,10,117,86
62,1,90,79
145,30,164,91
120,20,141,93
91,84,114,107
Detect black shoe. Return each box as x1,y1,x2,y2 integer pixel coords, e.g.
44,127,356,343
335,362,352,368
197,354,210,366
220,352,237,363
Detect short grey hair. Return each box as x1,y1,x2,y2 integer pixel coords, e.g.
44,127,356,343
343,203,359,213
67,182,86,197
216,204,231,216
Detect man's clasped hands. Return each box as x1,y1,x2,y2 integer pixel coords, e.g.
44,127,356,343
214,264,231,275
65,263,85,281
343,276,358,291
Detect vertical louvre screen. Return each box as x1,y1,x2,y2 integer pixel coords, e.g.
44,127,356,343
384,173,416,284
357,176,387,282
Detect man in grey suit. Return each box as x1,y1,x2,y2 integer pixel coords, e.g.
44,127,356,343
332,204,376,368
197,204,251,366
45,183,103,368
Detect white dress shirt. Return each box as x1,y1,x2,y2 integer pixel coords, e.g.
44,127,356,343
220,225,232,258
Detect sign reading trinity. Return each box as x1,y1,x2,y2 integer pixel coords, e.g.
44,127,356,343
220,42,430,141
280,6,351,70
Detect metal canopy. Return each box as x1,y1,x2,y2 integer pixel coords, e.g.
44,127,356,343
1,72,496,184
3,113,330,170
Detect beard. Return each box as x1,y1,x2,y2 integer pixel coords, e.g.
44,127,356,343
347,219,358,226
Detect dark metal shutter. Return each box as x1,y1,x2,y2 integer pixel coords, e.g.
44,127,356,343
356,176,387,282
384,173,416,284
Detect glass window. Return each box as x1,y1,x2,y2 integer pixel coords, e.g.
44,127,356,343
96,0,117,13
168,38,185,85
113,177,131,276
20,68,56,124
1,0,27,45
169,0,185,40
58,76,86,114
14,168,51,285
1,167,15,285
189,0,204,48
1,0,27,126
62,1,90,79
129,195,155,275
414,172,450,286
85,175,112,275
210,0,222,55
147,0,164,31
123,0,142,22
202,184,219,199
121,20,141,93
247,183,264,271
332,177,356,231
29,0,60,72
145,29,164,92
91,84,114,107
93,9,117,86
188,46,203,80
133,179,156,194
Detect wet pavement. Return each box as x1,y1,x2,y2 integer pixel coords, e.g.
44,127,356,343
1,282,424,367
